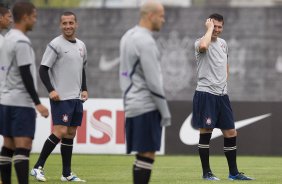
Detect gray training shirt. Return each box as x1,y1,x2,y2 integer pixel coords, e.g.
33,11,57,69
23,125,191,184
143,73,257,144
0,33,5,102
119,25,171,126
195,37,228,95
0,29,37,107
41,35,87,100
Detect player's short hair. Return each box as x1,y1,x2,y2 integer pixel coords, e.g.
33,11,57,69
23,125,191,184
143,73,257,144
60,11,77,22
209,13,224,25
12,2,35,23
0,3,9,16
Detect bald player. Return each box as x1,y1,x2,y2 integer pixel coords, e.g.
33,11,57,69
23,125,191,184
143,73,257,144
119,1,171,184
0,2,49,184
31,11,87,182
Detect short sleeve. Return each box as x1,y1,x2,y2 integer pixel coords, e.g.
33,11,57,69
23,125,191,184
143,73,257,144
83,44,87,66
41,43,59,68
15,41,33,66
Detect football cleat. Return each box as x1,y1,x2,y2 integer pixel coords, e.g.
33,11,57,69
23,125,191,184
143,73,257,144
203,172,220,180
61,173,86,182
30,166,46,182
228,172,254,180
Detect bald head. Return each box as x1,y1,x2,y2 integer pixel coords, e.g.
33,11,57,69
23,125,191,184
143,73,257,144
140,0,164,18
139,0,165,31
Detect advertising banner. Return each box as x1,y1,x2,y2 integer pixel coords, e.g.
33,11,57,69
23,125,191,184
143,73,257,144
166,101,282,155
1,99,281,155
0,98,166,154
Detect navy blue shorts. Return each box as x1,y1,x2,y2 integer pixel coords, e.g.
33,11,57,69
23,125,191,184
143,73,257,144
50,99,83,126
192,91,235,130
125,110,162,154
0,105,36,138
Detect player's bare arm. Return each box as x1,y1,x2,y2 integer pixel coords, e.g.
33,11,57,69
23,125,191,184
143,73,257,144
198,18,214,53
81,91,88,102
36,104,49,118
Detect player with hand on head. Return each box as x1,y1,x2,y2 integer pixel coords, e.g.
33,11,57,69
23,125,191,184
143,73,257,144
192,13,254,181
30,11,87,182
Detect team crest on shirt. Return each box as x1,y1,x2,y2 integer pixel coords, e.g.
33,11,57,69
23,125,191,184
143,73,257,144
79,48,84,58
62,114,69,123
206,117,212,125
220,43,225,49
220,42,227,53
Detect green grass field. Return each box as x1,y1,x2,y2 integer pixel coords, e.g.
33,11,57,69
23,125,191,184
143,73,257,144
9,154,282,184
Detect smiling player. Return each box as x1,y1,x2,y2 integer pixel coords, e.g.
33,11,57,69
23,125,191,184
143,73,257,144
192,13,254,181
30,11,87,182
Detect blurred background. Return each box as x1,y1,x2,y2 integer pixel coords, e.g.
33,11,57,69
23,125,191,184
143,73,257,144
1,0,282,102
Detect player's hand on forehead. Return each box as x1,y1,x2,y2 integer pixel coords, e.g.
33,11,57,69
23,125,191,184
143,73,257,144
206,18,214,23
205,18,214,28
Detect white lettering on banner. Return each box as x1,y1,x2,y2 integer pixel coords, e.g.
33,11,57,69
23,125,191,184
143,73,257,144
179,113,272,145
0,98,165,154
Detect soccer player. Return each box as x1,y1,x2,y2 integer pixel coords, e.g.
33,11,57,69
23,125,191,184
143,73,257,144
0,2,49,184
119,1,171,184
30,11,88,182
0,3,12,126
0,3,12,184
192,13,254,181
0,4,12,45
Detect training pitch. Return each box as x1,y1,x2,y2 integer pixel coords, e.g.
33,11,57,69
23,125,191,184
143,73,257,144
9,154,282,183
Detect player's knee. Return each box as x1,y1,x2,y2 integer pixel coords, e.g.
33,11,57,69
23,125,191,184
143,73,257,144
66,131,76,138
65,127,77,138
138,152,156,160
223,129,237,137
53,127,68,138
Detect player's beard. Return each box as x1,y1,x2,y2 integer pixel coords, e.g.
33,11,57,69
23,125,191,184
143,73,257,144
26,24,34,31
152,22,162,32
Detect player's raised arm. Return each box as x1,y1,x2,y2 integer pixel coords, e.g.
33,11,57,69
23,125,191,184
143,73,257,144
198,18,214,53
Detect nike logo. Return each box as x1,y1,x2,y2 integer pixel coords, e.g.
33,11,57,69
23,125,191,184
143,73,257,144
179,113,271,145
99,55,120,71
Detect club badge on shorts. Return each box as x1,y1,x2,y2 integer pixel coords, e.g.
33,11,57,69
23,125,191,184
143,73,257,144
62,114,69,123
206,117,212,125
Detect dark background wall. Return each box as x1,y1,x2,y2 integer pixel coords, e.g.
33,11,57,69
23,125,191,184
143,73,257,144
29,7,282,101
166,101,282,155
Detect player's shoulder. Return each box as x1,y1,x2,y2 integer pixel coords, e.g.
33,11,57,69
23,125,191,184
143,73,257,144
49,35,64,45
125,26,154,44
7,29,29,43
218,37,227,45
75,38,86,47
136,28,155,48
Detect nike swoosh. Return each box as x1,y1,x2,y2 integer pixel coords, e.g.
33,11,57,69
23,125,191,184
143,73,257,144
179,113,271,145
99,55,120,71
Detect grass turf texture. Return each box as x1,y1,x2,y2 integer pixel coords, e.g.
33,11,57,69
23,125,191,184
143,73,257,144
9,154,282,183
